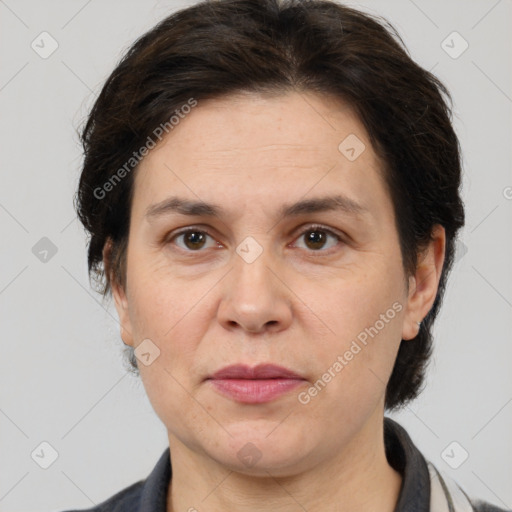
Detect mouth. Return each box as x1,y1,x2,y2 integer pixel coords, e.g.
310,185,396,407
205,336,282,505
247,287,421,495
206,364,307,404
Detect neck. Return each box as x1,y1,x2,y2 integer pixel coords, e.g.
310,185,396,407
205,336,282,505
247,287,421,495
166,415,402,512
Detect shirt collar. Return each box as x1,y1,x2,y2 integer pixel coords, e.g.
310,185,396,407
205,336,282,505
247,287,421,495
384,417,431,512
137,416,430,512
139,446,171,511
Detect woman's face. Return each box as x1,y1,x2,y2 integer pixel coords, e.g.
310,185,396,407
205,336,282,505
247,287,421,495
111,91,441,475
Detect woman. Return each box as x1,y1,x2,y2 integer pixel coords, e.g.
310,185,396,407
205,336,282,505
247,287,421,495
65,0,508,510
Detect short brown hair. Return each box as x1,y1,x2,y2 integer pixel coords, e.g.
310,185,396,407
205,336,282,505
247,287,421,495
75,0,465,411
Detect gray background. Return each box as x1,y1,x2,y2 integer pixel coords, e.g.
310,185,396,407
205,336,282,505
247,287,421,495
0,0,511,510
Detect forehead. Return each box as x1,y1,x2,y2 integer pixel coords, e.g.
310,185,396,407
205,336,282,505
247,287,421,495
154,91,367,160
132,91,391,223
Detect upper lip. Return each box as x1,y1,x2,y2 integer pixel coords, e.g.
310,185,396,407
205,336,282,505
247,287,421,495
209,364,304,380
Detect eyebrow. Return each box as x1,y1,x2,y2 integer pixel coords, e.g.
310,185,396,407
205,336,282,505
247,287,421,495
144,194,370,221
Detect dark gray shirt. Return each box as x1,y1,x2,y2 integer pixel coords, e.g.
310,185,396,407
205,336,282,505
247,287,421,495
61,418,510,512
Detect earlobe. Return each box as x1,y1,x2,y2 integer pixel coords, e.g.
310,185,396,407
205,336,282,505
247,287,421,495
112,276,135,348
402,225,446,341
115,300,134,348
103,239,134,347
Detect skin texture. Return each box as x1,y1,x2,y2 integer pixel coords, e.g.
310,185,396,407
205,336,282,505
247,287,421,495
108,91,445,512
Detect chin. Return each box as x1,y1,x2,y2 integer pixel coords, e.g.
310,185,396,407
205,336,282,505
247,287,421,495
207,420,319,476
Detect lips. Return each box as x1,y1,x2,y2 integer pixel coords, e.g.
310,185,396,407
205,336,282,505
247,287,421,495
210,363,304,380
207,364,306,404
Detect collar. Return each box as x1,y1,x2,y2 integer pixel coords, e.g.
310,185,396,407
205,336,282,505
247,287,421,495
384,417,431,512
136,417,431,512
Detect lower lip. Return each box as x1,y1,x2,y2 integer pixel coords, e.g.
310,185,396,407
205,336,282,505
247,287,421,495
209,378,305,404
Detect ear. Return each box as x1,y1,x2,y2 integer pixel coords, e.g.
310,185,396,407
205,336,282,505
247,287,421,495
103,239,134,347
402,224,446,341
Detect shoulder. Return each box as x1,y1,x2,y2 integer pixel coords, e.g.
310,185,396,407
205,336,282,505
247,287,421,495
58,447,171,512
427,460,511,512
59,479,144,512
469,498,512,512
384,418,510,512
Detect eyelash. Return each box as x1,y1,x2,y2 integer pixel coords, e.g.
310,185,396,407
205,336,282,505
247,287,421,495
166,224,345,256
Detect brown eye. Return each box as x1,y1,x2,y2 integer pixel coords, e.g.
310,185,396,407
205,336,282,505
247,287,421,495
173,230,217,251
304,230,328,250
183,231,206,249
294,227,341,252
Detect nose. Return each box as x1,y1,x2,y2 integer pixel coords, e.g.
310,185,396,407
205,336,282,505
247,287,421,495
217,248,293,334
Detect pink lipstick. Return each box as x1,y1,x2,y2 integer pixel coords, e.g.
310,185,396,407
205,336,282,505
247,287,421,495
207,364,306,404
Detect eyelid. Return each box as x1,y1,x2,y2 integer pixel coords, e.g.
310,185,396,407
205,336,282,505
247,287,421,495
291,222,344,239
167,226,221,249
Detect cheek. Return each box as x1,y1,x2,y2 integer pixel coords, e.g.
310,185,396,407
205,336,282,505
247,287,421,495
126,255,202,337
307,260,405,386
129,271,208,422
312,260,404,339
137,360,204,446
